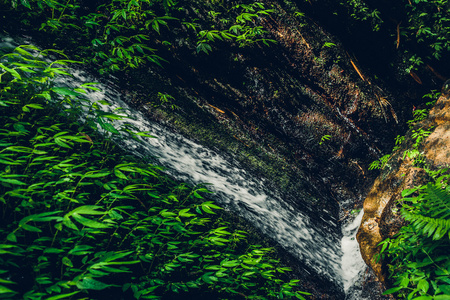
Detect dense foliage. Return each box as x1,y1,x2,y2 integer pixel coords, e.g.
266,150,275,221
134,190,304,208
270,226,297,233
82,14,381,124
372,93,450,299
378,171,450,300
0,0,276,74
2,0,449,299
0,45,310,299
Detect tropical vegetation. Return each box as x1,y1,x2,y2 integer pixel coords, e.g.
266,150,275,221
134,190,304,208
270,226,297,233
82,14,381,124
0,44,309,299
1,0,450,299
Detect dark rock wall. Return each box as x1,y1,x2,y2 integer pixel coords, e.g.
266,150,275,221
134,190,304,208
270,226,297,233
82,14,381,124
121,0,427,223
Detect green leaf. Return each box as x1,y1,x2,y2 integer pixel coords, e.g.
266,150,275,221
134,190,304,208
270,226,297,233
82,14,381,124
3,146,33,153
134,132,156,138
19,211,62,226
68,245,94,255
54,137,71,148
63,218,78,230
13,123,27,132
221,260,240,267
44,248,65,254
400,276,410,287
46,291,80,300
76,277,115,290
402,188,418,197
383,286,403,295
84,172,111,178
102,251,134,262
6,233,16,243
0,63,21,79
0,177,27,185
160,210,177,218
66,205,106,216
417,279,429,293
439,285,450,294
0,284,16,294
72,213,111,229
201,273,218,284
114,169,128,179
21,224,41,232
52,87,80,97
62,257,73,267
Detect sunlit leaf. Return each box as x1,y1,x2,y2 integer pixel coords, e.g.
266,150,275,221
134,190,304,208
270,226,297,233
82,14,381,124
72,213,111,228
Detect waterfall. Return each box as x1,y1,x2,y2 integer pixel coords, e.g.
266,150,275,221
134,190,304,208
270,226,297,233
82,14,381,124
1,35,369,298
58,67,369,294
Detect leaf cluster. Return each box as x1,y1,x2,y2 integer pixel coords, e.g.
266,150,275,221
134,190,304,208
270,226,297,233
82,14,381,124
195,2,277,54
1,0,277,73
378,171,450,300
0,45,309,299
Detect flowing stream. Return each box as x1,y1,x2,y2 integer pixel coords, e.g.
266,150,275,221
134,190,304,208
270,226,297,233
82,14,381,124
1,36,370,299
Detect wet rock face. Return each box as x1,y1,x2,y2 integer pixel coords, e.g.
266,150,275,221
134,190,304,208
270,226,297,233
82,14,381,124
356,164,424,282
356,93,450,283
123,0,410,223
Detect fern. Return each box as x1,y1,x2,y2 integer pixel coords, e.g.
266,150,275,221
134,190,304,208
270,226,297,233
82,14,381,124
382,177,450,299
403,211,450,240
402,184,450,240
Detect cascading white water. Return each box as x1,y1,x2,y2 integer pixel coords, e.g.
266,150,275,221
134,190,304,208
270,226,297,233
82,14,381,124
59,67,368,292
340,210,368,294
1,36,369,297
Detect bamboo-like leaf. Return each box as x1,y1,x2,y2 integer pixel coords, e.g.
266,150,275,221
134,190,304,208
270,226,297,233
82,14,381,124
51,87,81,97
2,146,33,153
69,245,94,255
62,257,73,267
20,224,41,232
84,171,111,178
0,284,16,294
54,137,71,148
72,213,111,229
114,169,128,179
0,63,21,80
19,211,63,226
0,177,27,185
46,291,80,300
23,103,44,110
62,218,78,231
66,205,106,216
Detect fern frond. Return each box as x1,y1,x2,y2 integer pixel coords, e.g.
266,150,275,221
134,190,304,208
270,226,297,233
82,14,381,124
402,211,450,240
402,184,450,240
426,185,450,219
